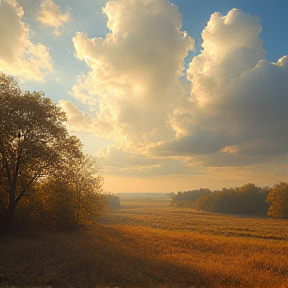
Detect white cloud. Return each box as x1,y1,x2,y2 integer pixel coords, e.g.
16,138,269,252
96,144,201,178
37,0,71,36
58,99,117,140
72,0,194,146
154,9,288,167
151,129,234,156
187,9,266,107
58,100,92,131
69,4,288,179
0,0,52,81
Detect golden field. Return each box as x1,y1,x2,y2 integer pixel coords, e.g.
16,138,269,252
0,200,288,288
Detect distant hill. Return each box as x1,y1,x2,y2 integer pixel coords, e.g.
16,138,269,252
117,193,170,200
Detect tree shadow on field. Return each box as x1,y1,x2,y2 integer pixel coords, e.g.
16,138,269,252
0,226,238,288
71,225,232,288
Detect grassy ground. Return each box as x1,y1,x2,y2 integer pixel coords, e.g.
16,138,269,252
0,200,288,288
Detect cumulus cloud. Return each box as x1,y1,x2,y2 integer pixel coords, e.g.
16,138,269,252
153,9,288,167
97,145,159,168
70,3,288,178
0,0,52,81
58,100,92,131
97,144,201,178
187,9,266,107
72,0,194,145
37,0,71,36
151,129,234,156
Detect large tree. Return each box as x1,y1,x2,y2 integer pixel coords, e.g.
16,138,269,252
0,74,83,232
266,182,288,219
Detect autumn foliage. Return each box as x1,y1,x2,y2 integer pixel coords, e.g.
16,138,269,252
0,73,107,232
266,182,288,219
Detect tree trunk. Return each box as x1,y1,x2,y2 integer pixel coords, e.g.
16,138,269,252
0,201,16,234
0,184,17,234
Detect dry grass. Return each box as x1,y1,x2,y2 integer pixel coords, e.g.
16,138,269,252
106,200,288,240
0,200,288,288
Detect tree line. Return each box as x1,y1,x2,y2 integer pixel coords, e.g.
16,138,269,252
169,182,288,218
0,73,119,233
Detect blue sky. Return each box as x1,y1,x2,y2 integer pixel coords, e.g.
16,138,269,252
171,0,288,61
1,0,288,193
173,0,288,62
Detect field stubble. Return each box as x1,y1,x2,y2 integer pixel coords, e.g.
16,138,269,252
0,200,287,288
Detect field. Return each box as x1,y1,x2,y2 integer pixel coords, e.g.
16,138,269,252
0,200,288,288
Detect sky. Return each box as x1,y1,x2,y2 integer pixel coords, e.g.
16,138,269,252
1,0,288,193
